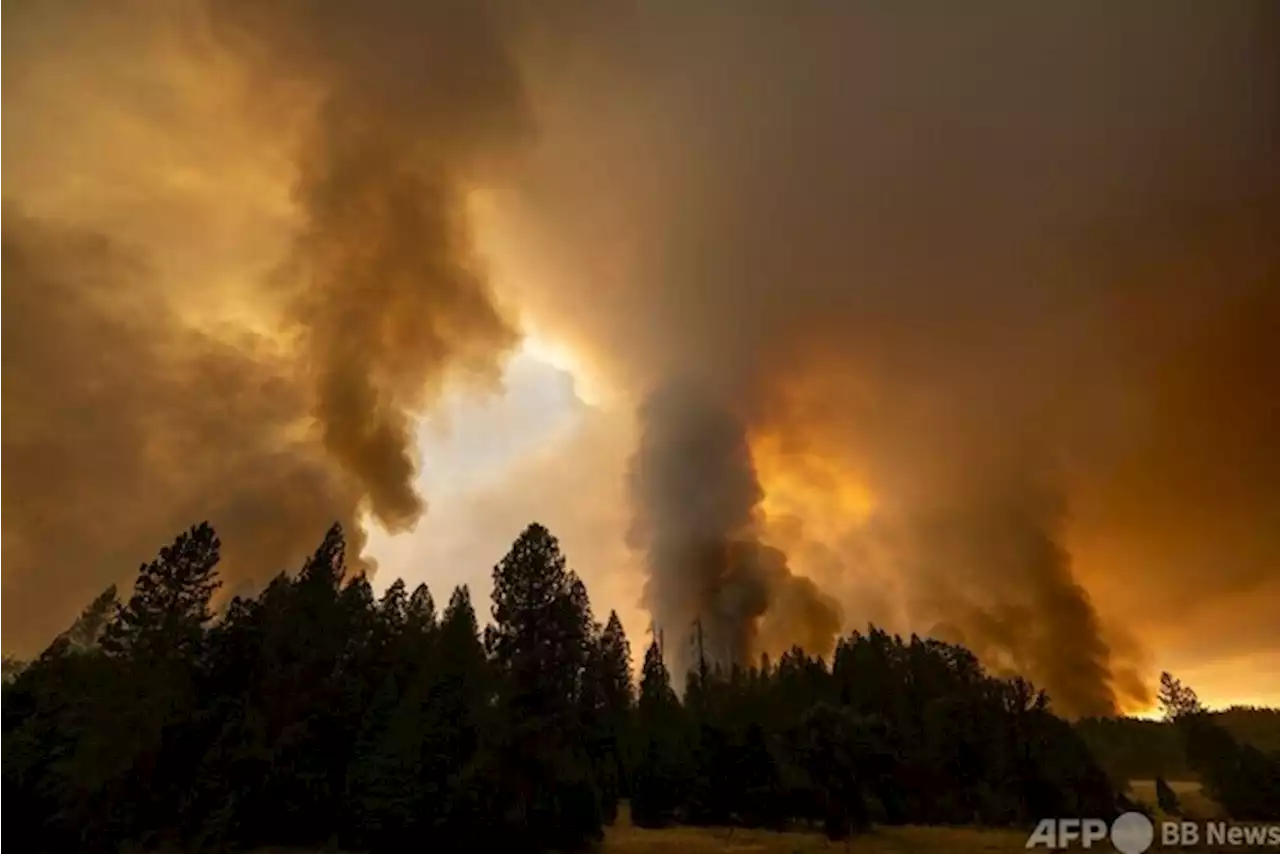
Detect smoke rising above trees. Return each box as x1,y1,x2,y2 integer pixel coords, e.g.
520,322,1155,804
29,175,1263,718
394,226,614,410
498,1,1279,716
627,380,842,682
4,1,1278,716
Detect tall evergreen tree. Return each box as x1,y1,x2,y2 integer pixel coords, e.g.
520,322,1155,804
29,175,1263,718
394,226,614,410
632,639,687,828
406,582,438,633
486,524,603,850
101,523,221,661
64,524,223,850
6,518,1199,850
581,610,634,822
488,523,593,716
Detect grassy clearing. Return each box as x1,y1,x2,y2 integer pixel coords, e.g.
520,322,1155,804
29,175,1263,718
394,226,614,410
604,803,1029,854
605,822,1030,853
603,796,1267,854
254,792,1252,854
1127,778,1225,820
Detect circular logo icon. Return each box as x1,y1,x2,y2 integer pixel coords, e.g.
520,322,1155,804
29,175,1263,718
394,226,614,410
1111,811,1155,854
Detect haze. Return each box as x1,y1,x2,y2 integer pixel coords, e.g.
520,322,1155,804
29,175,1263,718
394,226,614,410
4,0,1277,715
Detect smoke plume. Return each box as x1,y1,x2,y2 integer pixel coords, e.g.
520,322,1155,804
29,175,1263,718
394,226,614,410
497,2,1280,715
210,0,526,527
5,1,1278,716
627,379,842,681
2,0,527,652
2,211,367,652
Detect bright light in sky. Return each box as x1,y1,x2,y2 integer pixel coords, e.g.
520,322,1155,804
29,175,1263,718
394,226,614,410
358,325,649,671
361,190,634,613
363,327,602,594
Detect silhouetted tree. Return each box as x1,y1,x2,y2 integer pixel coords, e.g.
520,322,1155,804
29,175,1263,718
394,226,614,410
794,703,871,839
583,610,634,821
101,523,221,661
1159,671,1204,721
5,519,1191,852
1169,674,1280,821
631,639,687,828
485,523,603,851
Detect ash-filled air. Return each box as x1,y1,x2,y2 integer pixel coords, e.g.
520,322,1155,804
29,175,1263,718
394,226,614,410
497,2,1280,716
626,379,842,683
5,1,1278,717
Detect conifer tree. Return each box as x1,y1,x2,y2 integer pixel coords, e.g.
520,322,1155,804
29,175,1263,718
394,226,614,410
4,518,1181,849
487,524,603,849
632,639,687,828
101,523,221,661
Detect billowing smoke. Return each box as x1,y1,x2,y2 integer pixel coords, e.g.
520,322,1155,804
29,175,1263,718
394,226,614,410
2,211,367,652
498,2,1280,716
5,1,1278,717
2,0,527,653
627,379,841,681
210,0,526,527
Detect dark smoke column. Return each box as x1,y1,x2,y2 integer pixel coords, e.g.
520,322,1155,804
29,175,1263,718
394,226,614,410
627,379,841,684
210,0,528,534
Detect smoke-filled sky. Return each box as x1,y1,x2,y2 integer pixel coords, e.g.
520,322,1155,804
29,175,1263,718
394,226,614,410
4,0,1278,715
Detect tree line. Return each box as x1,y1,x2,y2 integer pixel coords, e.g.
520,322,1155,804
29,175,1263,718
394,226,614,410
1145,673,1280,820
3,521,1276,853
1076,706,1280,788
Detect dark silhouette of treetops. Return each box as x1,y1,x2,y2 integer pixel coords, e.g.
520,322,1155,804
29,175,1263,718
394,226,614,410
5,521,1277,854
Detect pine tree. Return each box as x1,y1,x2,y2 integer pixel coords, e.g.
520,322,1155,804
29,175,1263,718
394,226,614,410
1158,672,1204,721
598,612,635,712
597,611,635,807
487,524,603,850
580,610,635,823
488,523,593,716
406,583,437,634
239,524,356,848
101,523,221,661
432,585,500,847
378,578,408,636
8,518,1157,848
438,585,486,701
632,639,686,828
46,524,222,849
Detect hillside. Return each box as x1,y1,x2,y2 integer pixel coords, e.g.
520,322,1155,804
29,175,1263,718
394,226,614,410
1077,707,1280,783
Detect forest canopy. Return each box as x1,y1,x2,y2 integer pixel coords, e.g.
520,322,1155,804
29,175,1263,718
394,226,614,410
4,522,1277,853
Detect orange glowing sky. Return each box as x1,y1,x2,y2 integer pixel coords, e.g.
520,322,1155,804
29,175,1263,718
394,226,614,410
4,0,1278,714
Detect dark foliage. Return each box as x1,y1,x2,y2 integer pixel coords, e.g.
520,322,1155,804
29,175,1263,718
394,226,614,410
1073,671,1280,821
629,630,1119,838
19,520,1252,853
1075,705,1280,786
1155,775,1180,815
1074,716,1192,783
1178,710,1280,820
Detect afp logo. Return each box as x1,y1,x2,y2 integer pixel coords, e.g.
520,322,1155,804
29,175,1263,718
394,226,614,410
1026,818,1109,850
1026,813,1156,854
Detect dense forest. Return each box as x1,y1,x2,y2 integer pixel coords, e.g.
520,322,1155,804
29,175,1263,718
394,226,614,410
4,522,1278,853
1076,707,1280,785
